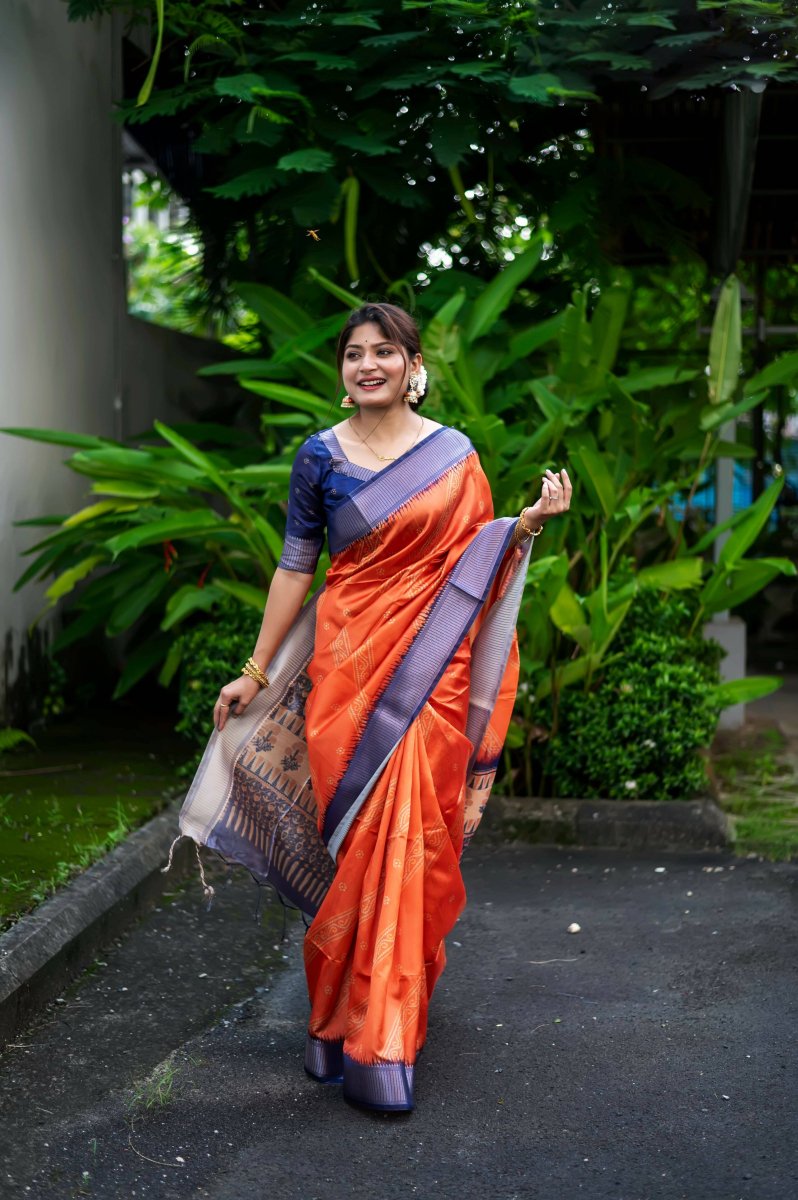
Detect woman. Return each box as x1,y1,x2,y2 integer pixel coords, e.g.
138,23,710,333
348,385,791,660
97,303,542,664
176,302,571,1113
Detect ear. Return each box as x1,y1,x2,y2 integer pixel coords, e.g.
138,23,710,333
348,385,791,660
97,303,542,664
410,352,423,373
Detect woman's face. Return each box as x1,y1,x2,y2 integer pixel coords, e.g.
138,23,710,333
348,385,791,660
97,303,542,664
341,322,421,408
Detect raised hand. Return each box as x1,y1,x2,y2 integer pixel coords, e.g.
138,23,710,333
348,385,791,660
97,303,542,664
523,467,572,529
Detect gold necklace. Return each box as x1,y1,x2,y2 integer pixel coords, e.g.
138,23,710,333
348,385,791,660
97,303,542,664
348,413,425,463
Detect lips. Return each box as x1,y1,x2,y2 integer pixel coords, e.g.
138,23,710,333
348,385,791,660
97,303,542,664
358,378,386,390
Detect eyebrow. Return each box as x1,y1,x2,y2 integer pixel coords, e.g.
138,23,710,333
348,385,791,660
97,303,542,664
345,340,397,349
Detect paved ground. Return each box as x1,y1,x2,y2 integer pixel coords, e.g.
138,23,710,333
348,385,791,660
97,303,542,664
0,838,796,1200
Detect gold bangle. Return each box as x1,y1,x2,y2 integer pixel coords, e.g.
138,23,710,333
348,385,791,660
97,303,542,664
516,509,544,542
242,657,269,688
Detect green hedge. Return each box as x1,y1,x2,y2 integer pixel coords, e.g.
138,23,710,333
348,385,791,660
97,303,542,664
544,593,724,801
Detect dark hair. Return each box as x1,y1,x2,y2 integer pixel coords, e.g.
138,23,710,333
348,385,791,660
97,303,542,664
336,302,428,407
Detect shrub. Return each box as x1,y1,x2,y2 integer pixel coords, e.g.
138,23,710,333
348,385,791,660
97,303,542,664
175,606,261,756
544,592,724,801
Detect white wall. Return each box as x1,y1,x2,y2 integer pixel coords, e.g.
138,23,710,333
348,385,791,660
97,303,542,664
0,0,121,720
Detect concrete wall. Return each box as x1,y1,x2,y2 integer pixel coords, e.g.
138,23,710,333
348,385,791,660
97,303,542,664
0,0,121,721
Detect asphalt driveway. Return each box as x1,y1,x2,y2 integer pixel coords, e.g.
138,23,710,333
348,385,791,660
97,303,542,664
1,839,795,1200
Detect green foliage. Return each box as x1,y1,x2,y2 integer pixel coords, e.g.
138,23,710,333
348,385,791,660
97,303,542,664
175,605,260,751
0,728,37,755
0,421,294,698
5,257,797,793
543,592,722,800
64,0,798,293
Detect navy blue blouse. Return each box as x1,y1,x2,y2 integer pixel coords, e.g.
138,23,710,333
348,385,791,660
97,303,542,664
277,428,380,575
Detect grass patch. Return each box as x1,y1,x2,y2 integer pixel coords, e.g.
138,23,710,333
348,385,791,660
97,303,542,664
0,710,185,929
127,1056,181,1117
712,725,798,861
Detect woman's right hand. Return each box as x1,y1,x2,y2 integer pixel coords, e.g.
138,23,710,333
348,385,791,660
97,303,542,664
214,675,262,732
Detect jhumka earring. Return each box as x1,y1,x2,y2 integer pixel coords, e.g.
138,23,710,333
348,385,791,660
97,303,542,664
404,365,428,406
340,394,356,409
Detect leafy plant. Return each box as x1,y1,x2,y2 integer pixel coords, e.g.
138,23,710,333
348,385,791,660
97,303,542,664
0,421,300,697
175,605,260,755
0,728,37,755
542,591,723,801
65,0,798,294
5,254,796,797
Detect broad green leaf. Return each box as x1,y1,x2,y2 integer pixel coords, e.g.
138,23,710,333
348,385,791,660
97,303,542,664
700,388,766,431
743,350,798,397
708,274,741,405
277,149,335,173
549,583,591,651
568,440,617,520
533,654,602,700
530,381,568,420
636,558,702,590
207,169,280,200
465,237,543,341
718,476,783,566
153,421,231,494
0,427,109,450
510,73,594,103
617,365,700,394
112,635,171,699
234,283,313,337
158,639,184,687
240,380,331,421
69,447,207,486
306,267,363,310
44,555,105,604
226,464,292,486
52,605,107,653
105,512,223,559
215,579,269,610
330,13,381,29
712,675,782,707
107,571,171,636
689,505,753,555
276,53,356,71
590,275,631,373
63,501,138,527
700,556,793,615
160,583,224,630
90,479,160,499
500,312,565,369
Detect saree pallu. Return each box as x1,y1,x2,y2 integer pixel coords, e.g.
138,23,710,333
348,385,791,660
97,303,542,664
178,427,533,1110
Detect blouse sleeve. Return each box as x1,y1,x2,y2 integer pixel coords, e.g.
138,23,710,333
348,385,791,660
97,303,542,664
277,440,326,574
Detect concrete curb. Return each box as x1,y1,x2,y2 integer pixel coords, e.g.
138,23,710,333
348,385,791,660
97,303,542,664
485,795,733,851
0,802,189,1049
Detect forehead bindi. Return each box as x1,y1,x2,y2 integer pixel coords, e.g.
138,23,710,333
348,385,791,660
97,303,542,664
345,322,397,349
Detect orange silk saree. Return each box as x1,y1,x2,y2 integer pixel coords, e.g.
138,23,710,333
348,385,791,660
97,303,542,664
177,426,533,1110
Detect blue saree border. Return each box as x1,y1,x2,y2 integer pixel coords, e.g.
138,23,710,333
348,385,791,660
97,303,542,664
326,426,471,556
323,517,519,855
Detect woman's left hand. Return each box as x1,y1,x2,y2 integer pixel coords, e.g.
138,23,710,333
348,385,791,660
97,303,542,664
523,467,572,529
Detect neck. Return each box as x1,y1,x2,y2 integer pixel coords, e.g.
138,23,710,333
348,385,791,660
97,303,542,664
352,403,419,439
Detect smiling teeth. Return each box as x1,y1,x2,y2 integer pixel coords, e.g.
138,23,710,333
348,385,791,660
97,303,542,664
360,380,385,387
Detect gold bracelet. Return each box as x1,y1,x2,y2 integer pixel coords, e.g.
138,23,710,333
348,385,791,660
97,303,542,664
241,657,269,689
516,509,544,543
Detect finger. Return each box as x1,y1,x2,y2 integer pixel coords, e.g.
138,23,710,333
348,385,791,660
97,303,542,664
560,468,572,499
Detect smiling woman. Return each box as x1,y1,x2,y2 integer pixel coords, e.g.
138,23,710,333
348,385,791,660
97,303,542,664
174,301,571,1113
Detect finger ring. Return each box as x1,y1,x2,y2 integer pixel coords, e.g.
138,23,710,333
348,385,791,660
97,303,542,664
219,702,230,708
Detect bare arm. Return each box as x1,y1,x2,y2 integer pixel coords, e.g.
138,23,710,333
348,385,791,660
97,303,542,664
214,566,315,732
